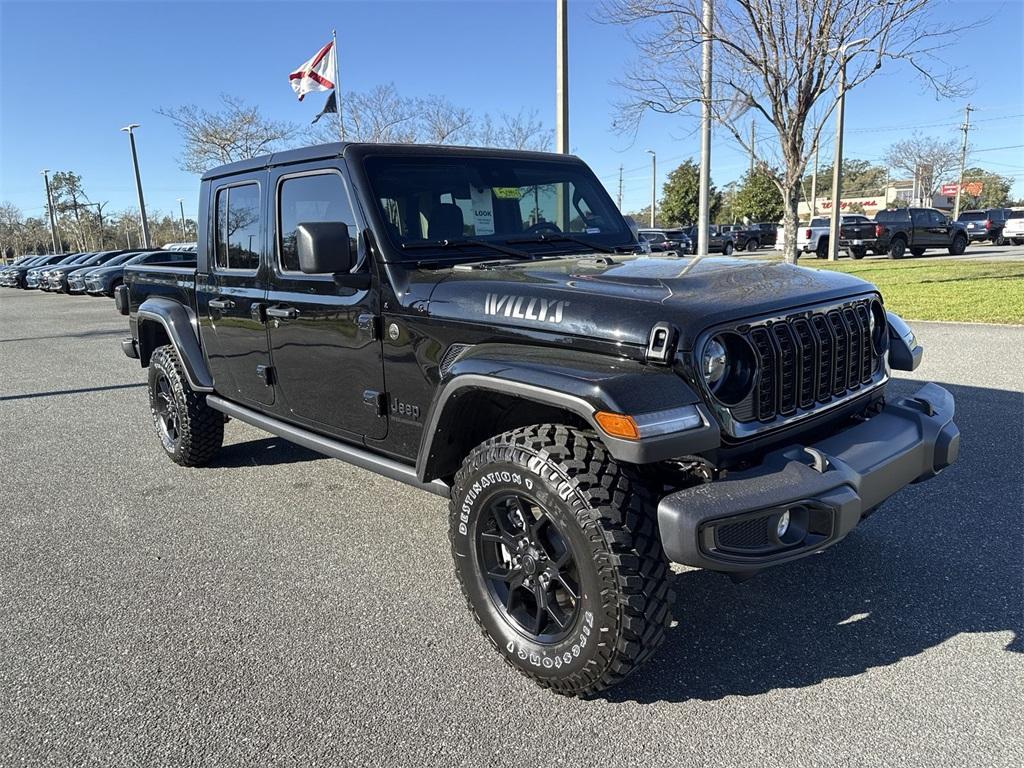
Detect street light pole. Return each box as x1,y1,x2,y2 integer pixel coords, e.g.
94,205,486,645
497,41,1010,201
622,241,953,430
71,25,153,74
178,198,187,239
41,170,60,253
555,0,569,154
646,150,656,227
696,0,714,257
121,124,151,248
826,38,868,262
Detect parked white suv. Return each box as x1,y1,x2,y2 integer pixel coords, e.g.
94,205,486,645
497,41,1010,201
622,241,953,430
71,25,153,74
1003,208,1024,245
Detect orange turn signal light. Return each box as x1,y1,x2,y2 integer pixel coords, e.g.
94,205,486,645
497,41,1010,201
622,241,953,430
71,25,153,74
594,411,640,440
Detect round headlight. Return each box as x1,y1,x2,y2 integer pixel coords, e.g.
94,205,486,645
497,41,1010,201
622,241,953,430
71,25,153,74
701,333,757,405
869,300,887,354
702,338,728,388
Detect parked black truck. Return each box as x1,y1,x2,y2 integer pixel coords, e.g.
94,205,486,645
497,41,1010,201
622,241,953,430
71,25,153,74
119,143,959,696
873,207,969,258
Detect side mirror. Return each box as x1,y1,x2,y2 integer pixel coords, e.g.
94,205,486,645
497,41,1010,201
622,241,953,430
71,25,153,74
296,222,353,275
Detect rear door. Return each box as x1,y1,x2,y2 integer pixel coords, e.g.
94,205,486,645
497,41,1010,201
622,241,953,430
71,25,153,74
264,162,386,440
199,174,274,407
927,209,953,245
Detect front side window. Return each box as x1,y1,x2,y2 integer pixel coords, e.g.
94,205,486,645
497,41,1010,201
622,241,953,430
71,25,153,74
278,172,357,273
214,183,261,271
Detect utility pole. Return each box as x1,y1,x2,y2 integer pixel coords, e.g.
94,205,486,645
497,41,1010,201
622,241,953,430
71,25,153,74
41,170,60,253
749,121,756,175
646,150,656,227
555,0,569,154
809,143,819,218
120,124,151,248
953,104,973,220
826,38,868,262
617,164,624,210
696,0,714,257
178,198,187,239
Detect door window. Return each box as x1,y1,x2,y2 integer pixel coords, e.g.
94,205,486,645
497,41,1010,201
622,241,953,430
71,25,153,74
277,172,358,273
214,183,261,271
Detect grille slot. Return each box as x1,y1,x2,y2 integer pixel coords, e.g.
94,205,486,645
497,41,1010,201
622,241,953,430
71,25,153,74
739,299,879,428
716,517,771,552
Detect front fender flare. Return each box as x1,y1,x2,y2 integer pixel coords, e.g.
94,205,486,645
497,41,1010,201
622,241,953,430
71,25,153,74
416,344,720,481
136,297,214,392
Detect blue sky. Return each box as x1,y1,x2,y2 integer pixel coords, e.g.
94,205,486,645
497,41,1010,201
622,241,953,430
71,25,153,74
1,0,1022,222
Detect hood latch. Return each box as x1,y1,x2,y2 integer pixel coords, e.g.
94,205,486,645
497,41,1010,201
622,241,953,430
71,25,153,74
646,322,678,364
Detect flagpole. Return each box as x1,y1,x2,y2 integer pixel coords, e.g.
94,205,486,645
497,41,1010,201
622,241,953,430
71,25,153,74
332,29,345,141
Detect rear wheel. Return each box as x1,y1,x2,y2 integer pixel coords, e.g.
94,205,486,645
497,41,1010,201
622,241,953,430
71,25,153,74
948,233,968,255
816,238,828,259
723,241,734,255
1013,238,1024,246
910,247,926,257
745,239,759,252
148,345,224,466
887,238,906,259
851,247,867,260
450,424,672,696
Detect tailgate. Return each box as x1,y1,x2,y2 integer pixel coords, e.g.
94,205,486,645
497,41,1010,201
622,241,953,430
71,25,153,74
840,222,875,241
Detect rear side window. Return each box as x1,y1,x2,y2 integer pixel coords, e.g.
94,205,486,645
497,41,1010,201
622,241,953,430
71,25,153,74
957,211,986,221
277,172,358,273
1008,210,1024,219
810,218,829,227
214,183,261,271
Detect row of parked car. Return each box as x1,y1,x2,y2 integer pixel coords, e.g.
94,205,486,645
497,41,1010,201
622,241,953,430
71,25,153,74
638,222,777,255
0,245,196,295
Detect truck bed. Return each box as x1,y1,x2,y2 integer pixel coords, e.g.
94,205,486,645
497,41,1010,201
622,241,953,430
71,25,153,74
124,261,197,315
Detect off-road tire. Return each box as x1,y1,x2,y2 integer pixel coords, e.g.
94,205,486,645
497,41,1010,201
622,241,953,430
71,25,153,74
449,424,672,696
948,233,968,255
887,237,906,259
910,247,926,257
148,345,223,466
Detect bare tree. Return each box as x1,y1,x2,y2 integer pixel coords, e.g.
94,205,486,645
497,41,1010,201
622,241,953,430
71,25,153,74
883,133,959,198
607,0,970,262
476,109,553,151
157,94,300,174
417,94,475,145
307,83,422,145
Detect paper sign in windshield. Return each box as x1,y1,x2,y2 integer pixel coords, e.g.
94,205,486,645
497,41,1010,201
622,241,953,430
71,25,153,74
470,187,495,236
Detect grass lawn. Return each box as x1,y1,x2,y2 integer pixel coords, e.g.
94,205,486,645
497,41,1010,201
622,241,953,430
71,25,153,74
790,257,1024,324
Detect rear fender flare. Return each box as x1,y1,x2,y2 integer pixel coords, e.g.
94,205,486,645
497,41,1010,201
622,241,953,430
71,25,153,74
136,297,214,392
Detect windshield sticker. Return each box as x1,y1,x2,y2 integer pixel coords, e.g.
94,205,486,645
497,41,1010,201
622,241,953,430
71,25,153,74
470,186,495,236
485,293,568,324
493,187,522,200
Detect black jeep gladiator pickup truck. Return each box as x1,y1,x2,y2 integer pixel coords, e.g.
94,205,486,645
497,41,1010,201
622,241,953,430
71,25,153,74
118,143,960,696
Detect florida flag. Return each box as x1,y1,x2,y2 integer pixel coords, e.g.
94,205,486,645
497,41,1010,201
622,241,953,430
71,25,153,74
289,41,336,101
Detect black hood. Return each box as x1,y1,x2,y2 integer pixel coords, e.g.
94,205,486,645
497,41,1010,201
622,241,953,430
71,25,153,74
420,254,877,349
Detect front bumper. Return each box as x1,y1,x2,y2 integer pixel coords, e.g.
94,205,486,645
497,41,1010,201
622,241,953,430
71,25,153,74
658,382,959,574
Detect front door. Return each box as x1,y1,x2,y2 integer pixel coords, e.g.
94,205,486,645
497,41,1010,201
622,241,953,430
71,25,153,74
201,176,274,407
265,164,386,440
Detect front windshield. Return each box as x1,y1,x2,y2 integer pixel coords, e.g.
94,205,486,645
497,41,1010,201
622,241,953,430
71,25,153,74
363,154,632,259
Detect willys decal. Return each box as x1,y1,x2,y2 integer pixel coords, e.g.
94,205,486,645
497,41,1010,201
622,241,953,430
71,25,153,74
484,294,568,324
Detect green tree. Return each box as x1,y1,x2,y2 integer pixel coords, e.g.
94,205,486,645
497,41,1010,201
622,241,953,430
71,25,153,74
803,159,888,199
659,160,720,226
957,167,1014,209
733,166,784,222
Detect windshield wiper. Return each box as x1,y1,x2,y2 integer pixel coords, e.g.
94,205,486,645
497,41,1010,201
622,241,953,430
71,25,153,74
505,233,623,254
401,238,533,260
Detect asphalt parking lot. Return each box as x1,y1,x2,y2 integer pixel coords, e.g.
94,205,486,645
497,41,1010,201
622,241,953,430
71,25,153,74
765,240,1024,262
1,291,1021,767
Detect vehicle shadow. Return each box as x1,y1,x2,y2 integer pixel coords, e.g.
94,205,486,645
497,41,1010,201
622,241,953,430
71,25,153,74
209,436,323,468
601,379,1023,703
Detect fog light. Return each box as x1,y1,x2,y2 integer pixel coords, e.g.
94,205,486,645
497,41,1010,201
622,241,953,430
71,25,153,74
776,510,791,538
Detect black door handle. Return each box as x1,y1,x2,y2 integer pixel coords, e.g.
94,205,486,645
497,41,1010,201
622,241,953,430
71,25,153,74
266,306,300,320
208,298,235,310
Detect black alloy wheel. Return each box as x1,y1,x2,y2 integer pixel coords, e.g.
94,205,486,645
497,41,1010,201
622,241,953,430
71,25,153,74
153,371,182,452
477,492,581,642
888,238,906,259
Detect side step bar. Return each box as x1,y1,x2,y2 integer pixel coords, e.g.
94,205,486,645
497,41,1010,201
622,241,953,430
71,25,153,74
206,395,451,498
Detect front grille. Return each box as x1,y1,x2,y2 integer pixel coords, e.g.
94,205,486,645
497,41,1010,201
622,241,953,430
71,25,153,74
735,298,882,426
716,517,771,552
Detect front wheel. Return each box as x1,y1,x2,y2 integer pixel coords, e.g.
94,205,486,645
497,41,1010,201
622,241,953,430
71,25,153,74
948,234,968,255
450,424,672,696
723,241,734,255
148,345,224,466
